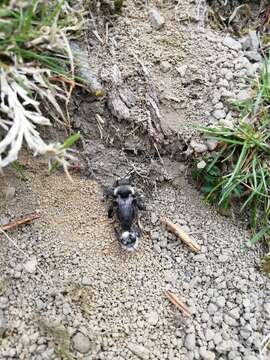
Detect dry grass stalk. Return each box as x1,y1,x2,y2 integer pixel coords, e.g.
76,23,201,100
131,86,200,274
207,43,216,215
1,213,40,231
160,217,201,253
165,290,192,317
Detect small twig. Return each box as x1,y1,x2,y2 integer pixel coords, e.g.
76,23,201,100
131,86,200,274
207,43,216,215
165,290,192,317
105,22,109,44
153,142,164,164
160,217,201,253
50,76,87,89
2,213,40,231
132,51,149,77
96,114,104,139
92,30,104,44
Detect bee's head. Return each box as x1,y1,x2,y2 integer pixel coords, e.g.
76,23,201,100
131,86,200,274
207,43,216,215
114,184,134,198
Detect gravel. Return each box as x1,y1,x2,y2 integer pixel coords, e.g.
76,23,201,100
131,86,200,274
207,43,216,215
71,332,92,354
23,256,37,274
0,310,7,337
184,333,196,351
127,343,150,359
190,140,208,153
148,8,165,30
245,50,262,63
145,310,159,326
0,1,268,359
223,36,241,51
160,61,172,73
213,109,226,120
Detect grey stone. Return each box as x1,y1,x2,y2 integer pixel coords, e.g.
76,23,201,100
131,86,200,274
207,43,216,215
208,303,218,315
213,109,226,120
225,70,233,81
150,213,158,225
194,254,206,262
4,186,16,200
224,314,238,327
145,310,159,326
228,351,240,360
218,255,228,263
149,8,165,30
159,239,167,248
240,328,251,340
190,140,208,153
151,231,160,241
0,309,7,337
0,297,9,310
214,102,224,110
223,36,241,51
201,312,210,323
216,296,226,308
63,302,71,316
199,347,215,360
216,340,238,353
218,79,229,88
21,334,30,345
177,65,188,77
7,348,16,357
263,302,270,315
153,243,161,253
248,30,259,51
205,329,214,341
128,343,150,359
213,333,222,345
81,276,92,286
184,333,196,351
245,51,262,63
237,89,250,101
220,89,234,98
197,160,206,169
160,61,171,73
246,62,260,77
213,313,223,325
71,332,92,354
0,217,10,226
243,298,250,308
240,35,251,50
41,348,55,360
243,355,258,360
235,56,250,69
164,270,177,285
228,308,240,320
23,256,37,274
35,298,45,311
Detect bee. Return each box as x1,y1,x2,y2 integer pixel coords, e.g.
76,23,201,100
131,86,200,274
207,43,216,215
106,178,145,251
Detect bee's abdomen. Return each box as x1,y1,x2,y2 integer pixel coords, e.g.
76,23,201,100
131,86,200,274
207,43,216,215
117,201,135,231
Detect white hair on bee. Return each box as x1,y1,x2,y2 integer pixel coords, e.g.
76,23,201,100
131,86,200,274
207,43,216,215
121,231,130,241
120,230,139,252
114,185,134,197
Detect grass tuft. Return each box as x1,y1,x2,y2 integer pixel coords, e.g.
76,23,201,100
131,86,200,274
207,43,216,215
0,0,83,172
193,53,270,267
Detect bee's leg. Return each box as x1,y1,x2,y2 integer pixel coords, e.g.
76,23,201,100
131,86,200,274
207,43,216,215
105,186,114,200
108,203,114,218
134,196,146,211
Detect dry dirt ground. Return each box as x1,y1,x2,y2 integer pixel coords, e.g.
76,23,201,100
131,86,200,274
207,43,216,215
0,0,270,360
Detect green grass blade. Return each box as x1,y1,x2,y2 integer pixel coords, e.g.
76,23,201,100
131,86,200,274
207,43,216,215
223,143,248,190
249,226,269,245
61,132,81,149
